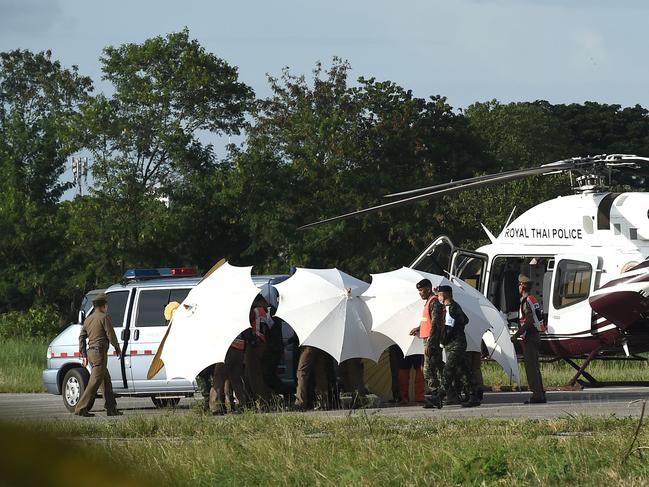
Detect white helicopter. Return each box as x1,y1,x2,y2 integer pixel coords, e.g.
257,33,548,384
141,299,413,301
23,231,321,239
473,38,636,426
302,154,649,386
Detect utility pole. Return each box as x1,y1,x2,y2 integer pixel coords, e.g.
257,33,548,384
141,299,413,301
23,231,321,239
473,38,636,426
71,157,89,196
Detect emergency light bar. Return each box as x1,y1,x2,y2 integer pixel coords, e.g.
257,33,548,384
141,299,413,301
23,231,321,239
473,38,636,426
122,267,199,281
171,267,198,276
123,268,160,279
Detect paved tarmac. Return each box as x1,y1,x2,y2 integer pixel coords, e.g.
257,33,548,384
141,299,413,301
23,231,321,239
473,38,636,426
1,387,649,421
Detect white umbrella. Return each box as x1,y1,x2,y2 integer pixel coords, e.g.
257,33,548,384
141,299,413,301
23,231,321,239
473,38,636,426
482,329,520,384
273,268,391,362
362,267,519,382
360,267,451,357
160,262,260,381
446,274,520,381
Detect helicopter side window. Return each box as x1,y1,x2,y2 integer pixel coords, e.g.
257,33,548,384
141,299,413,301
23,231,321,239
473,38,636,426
454,256,485,291
553,260,592,309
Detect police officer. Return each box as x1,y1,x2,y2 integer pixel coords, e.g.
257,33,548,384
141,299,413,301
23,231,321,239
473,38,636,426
210,334,247,415
75,293,122,417
427,285,480,409
410,279,444,405
293,345,330,410
512,274,546,404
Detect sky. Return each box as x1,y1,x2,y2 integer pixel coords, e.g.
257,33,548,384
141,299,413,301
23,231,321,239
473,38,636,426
2,0,649,194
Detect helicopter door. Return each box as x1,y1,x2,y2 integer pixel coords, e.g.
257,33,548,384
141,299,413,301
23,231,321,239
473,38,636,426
450,250,488,293
548,254,601,336
410,235,455,275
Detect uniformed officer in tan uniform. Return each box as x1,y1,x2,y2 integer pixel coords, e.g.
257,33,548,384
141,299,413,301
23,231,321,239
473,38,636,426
75,293,122,417
512,274,546,404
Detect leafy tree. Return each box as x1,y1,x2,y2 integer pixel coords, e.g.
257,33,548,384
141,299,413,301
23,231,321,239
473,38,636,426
81,29,255,270
443,101,574,251
0,49,92,311
552,102,649,157
231,60,484,277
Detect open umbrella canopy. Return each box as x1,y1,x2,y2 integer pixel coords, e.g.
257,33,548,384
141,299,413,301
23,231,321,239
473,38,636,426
273,268,392,362
447,274,520,383
482,328,520,384
160,262,260,381
362,267,519,382
360,267,450,357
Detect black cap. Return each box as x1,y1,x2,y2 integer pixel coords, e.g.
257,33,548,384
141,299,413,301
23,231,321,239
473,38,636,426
437,285,453,293
416,279,432,289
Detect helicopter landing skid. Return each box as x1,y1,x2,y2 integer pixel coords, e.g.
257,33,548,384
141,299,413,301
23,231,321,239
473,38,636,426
563,348,649,388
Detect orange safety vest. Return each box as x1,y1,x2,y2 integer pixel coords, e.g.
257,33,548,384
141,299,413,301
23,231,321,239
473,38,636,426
419,295,437,339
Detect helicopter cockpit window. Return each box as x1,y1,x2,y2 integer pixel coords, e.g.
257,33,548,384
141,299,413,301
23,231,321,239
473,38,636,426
454,256,485,291
413,241,452,275
553,260,592,309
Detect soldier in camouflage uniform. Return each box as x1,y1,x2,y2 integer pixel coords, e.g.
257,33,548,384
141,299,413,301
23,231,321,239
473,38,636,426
410,279,444,400
425,285,480,409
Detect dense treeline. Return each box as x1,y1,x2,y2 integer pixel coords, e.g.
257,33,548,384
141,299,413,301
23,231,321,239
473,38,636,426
2,29,649,329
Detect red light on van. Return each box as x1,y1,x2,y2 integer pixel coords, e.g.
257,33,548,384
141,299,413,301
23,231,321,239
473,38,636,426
171,267,197,276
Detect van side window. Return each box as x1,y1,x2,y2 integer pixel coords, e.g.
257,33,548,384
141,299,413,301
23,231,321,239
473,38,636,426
135,288,191,327
553,260,592,309
106,291,129,327
169,288,190,304
136,290,171,327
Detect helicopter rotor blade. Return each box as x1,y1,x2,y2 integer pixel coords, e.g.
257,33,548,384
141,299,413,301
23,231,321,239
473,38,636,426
299,154,649,230
384,167,525,199
299,162,575,230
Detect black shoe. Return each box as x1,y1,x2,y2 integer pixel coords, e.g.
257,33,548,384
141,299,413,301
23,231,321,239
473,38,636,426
76,410,94,417
289,403,307,412
423,396,443,409
106,409,123,416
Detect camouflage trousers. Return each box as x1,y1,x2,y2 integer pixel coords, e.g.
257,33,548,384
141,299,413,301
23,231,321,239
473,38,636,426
423,338,444,394
440,341,474,399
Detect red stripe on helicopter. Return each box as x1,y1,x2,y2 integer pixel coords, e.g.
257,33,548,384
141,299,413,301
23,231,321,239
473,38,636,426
540,318,613,339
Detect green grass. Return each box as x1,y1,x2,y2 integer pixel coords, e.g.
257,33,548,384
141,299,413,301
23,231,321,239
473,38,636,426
0,336,647,393
481,355,649,389
0,338,48,393
3,412,649,486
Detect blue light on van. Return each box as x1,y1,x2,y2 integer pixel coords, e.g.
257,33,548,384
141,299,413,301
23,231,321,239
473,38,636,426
123,268,161,279
122,267,198,280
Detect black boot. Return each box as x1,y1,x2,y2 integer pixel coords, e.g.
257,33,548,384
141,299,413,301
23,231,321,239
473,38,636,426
461,394,481,408
423,394,443,409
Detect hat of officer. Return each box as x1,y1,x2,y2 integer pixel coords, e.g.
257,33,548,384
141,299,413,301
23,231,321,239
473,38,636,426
437,285,453,293
92,293,108,305
416,279,433,289
518,274,531,284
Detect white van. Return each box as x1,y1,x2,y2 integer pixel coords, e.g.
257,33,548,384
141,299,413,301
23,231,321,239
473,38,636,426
42,268,293,411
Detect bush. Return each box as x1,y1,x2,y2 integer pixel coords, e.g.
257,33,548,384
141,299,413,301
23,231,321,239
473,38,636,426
0,305,65,340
